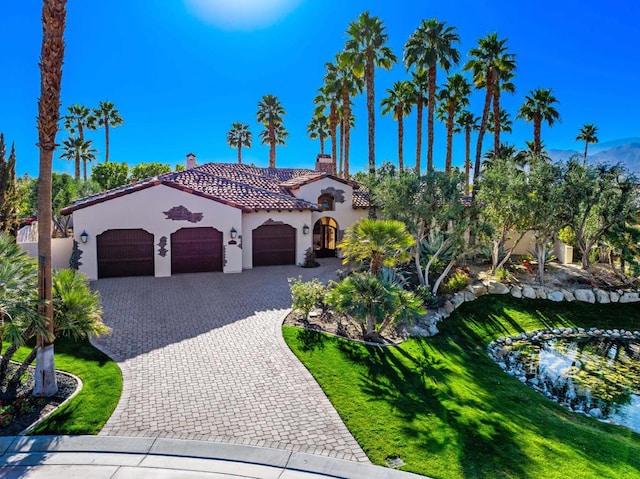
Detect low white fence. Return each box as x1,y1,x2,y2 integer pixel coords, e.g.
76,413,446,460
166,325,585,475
19,238,74,270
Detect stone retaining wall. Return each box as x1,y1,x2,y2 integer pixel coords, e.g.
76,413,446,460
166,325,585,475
406,281,640,338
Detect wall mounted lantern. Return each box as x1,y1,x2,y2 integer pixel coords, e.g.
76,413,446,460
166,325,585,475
80,231,89,244
230,227,238,239
302,225,310,235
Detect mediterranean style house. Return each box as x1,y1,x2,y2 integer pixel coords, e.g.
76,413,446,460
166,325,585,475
60,154,369,279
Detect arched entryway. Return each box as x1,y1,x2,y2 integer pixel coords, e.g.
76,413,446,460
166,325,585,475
313,217,338,258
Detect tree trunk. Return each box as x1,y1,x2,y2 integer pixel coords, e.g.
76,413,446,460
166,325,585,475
445,106,454,174
414,221,425,286
583,143,588,167
237,143,242,164
74,151,80,179
105,122,110,163
415,98,423,173
83,157,87,181
493,86,501,154
366,316,374,338
366,52,376,176
536,242,546,284
0,343,19,384
34,0,65,397
398,110,404,170
473,73,494,200
433,260,456,295
464,127,471,195
534,115,541,155
8,346,38,388
330,101,338,175
268,119,276,168
344,114,351,180
319,133,325,156
427,65,436,171
339,119,344,177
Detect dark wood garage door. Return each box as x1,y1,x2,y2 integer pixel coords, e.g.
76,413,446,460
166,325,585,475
97,229,154,278
171,227,223,274
252,224,296,266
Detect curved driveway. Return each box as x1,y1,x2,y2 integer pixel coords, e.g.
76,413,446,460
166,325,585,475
92,259,368,462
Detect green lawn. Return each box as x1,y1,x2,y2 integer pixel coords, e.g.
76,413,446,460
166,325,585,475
6,337,121,435
283,295,640,479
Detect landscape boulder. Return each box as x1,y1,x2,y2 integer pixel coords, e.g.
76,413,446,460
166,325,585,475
547,290,564,302
488,281,510,295
522,286,536,299
511,286,522,298
595,289,610,304
574,289,596,304
620,292,640,303
561,289,575,302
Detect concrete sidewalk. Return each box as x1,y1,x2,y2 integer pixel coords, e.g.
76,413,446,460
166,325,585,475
0,436,430,479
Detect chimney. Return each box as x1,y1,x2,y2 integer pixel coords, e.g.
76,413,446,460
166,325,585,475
315,154,333,174
186,152,196,170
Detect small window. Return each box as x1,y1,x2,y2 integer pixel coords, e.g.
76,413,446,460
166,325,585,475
317,194,334,211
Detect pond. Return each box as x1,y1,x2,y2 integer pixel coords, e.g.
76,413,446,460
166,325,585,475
489,331,640,433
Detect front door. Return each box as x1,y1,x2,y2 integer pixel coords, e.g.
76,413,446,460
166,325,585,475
313,217,338,258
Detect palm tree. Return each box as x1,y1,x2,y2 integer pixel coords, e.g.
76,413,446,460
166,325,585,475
226,122,252,164
464,33,513,195
381,80,413,170
488,109,513,136
256,94,286,168
517,88,560,155
491,59,516,154
344,11,397,178
456,110,479,195
436,73,471,174
92,101,123,163
35,0,67,397
339,218,414,276
59,136,97,180
62,104,93,142
337,103,357,177
314,85,340,174
328,52,363,179
576,123,598,166
259,122,288,163
408,70,428,172
404,19,460,171
307,114,329,156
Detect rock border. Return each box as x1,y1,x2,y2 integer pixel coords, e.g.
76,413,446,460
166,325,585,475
406,281,640,338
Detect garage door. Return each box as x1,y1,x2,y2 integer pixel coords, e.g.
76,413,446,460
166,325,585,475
97,229,154,278
171,227,223,274
252,224,296,267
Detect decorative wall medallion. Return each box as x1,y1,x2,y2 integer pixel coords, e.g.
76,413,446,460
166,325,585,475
70,240,83,270
163,205,203,223
238,234,243,250
262,218,285,226
158,236,168,257
321,187,345,203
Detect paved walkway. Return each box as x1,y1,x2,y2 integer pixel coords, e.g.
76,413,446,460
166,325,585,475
92,259,367,462
0,436,429,478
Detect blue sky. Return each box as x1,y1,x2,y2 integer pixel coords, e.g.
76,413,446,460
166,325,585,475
2,0,639,177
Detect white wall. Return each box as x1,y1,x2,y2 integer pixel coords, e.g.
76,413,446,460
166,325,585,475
19,238,74,270
241,210,313,269
71,184,242,280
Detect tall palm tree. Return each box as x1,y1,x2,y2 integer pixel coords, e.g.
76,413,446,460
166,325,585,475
62,104,93,143
381,80,413,170
314,85,340,174
576,123,598,166
408,69,428,172
456,110,479,194
491,59,516,154
307,114,329,156
226,122,252,164
344,11,397,178
337,102,356,178
464,33,513,195
259,122,288,164
59,136,97,180
92,101,123,163
488,109,513,136
256,94,286,168
35,0,67,397
517,88,560,155
436,73,471,174
404,19,460,171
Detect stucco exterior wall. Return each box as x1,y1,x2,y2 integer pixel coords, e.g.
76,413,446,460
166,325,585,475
19,238,73,271
241,210,313,269
71,184,242,280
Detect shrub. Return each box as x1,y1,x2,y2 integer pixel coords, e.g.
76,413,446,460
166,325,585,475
495,267,509,282
440,269,470,295
288,277,325,318
301,248,320,268
558,226,576,246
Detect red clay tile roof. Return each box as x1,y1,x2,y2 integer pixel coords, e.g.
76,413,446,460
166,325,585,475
61,162,369,214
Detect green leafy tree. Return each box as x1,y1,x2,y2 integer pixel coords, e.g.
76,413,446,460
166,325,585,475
288,277,325,319
92,100,123,163
436,73,471,174
130,162,171,180
404,18,460,172
517,88,560,155
36,0,67,396
464,33,514,196
576,123,599,166
456,110,479,194
256,94,286,168
226,122,252,164
562,159,639,270
28,173,78,237
344,11,397,179
59,136,97,180
339,218,414,276
91,162,130,190
0,135,19,235
381,80,413,170
307,114,329,156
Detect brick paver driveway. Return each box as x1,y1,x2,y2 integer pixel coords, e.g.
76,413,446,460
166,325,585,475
92,259,368,462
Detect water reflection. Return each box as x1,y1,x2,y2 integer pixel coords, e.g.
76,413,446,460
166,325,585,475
497,336,640,432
